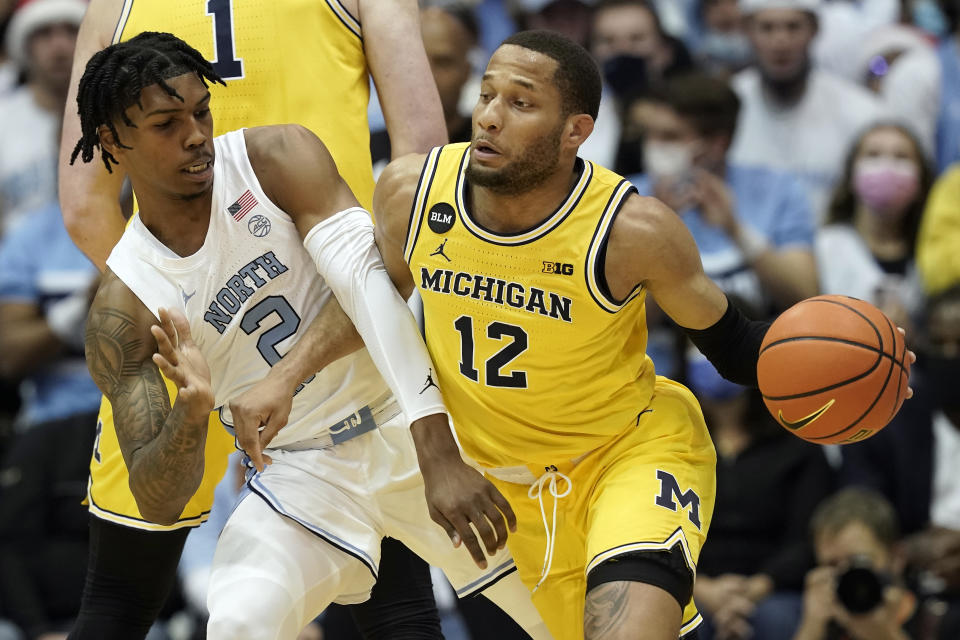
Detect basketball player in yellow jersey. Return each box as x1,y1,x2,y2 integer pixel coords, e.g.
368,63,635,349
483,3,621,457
375,31,788,640
58,1,446,639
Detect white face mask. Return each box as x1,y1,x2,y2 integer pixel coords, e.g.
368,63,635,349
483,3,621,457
643,141,694,179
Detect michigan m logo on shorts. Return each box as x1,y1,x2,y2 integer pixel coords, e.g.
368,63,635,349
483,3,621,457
655,469,702,530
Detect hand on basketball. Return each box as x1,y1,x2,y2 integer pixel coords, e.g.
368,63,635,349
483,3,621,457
151,307,214,415
229,369,300,472
897,327,916,399
419,451,517,569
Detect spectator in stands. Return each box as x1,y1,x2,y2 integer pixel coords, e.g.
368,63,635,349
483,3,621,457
841,285,960,638
629,72,818,313
371,5,476,171
588,0,695,172
853,25,941,156
935,0,960,172
917,159,960,295
0,198,100,639
817,122,931,337
811,0,900,80
690,357,834,640
730,0,886,218
0,0,20,96
515,0,594,48
793,488,917,640
695,0,753,76
0,0,83,235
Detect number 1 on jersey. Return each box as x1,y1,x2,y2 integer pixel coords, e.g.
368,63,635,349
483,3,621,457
206,0,244,79
454,315,528,388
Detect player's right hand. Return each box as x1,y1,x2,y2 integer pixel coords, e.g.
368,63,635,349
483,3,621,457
420,455,517,569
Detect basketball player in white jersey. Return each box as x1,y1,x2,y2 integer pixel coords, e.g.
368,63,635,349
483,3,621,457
74,33,549,640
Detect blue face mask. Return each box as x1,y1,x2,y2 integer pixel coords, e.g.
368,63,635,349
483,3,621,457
913,0,949,38
700,30,753,69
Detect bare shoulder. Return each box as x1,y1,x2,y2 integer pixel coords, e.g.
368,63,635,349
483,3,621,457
85,270,157,394
243,124,354,221
374,152,430,234
605,193,701,294
244,124,333,172
607,194,686,259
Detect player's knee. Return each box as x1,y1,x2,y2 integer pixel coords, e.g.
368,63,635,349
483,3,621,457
583,548,693,639
207,583,295,640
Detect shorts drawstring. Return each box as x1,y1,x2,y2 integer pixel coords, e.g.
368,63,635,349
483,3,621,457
527,465,572,592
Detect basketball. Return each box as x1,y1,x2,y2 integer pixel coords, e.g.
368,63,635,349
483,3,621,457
757,295,910,445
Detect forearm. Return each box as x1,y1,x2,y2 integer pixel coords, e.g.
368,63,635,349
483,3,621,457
302,208,446,424
126,399,209,525
363,0,446,156
684,296,770,387
411,413,465,469
62,195,126,272
0,319,65,379
268,296,363,391
751,249,819,308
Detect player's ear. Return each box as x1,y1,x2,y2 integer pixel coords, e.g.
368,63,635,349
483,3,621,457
98,125,124,160
563,114,594,150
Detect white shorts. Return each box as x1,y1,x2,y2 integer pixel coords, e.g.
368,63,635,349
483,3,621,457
219,414,515,605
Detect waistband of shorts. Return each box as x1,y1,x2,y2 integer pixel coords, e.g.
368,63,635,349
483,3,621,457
274,392,400,452
482,448,595,485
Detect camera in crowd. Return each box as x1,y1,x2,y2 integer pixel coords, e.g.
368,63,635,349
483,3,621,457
836,555,890,614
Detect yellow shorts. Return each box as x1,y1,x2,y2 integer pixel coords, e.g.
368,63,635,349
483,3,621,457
85,375,236,531
488,377,716,640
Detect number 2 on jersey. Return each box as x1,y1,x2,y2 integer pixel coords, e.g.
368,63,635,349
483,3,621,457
206,0,244,79
454,316,528,388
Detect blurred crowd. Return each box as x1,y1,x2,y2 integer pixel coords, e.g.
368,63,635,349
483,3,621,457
0,0,959,639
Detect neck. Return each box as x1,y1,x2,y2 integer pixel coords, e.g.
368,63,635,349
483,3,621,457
761,66,810,105
468,158,579,233
853,204,908,260
29,80,67,115
136,187,213,257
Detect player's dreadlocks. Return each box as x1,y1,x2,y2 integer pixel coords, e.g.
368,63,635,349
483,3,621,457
70,32,225,172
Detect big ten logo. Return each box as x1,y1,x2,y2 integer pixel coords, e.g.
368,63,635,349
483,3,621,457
428,203,456,234
542,261,574,276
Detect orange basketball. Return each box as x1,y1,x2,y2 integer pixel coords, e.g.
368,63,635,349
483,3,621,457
757,295,910,445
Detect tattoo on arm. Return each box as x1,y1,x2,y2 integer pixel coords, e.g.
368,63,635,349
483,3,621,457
86,305,208,524
583,582,631,640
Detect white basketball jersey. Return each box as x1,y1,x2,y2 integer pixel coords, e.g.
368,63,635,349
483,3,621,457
106,129,389,449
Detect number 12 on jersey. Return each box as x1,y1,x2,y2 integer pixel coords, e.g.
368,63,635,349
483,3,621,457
453,316,528,388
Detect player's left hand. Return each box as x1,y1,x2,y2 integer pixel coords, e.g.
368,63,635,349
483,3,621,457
151,307,214,416
229,369,299,472
419,450,517,568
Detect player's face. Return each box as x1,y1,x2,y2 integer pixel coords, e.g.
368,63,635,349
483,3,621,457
108,72,215,201
746,9,815,83
468,45,568,194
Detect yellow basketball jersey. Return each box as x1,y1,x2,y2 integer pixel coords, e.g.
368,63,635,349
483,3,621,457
405,143,657,469
114,0,374,208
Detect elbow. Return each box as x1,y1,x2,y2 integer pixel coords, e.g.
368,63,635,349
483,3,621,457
128,477,187,526
133,496,184,527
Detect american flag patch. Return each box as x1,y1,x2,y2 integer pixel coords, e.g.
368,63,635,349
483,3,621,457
227,190,257,221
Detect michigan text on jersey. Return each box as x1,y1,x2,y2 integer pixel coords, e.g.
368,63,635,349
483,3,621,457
420,267,572,322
